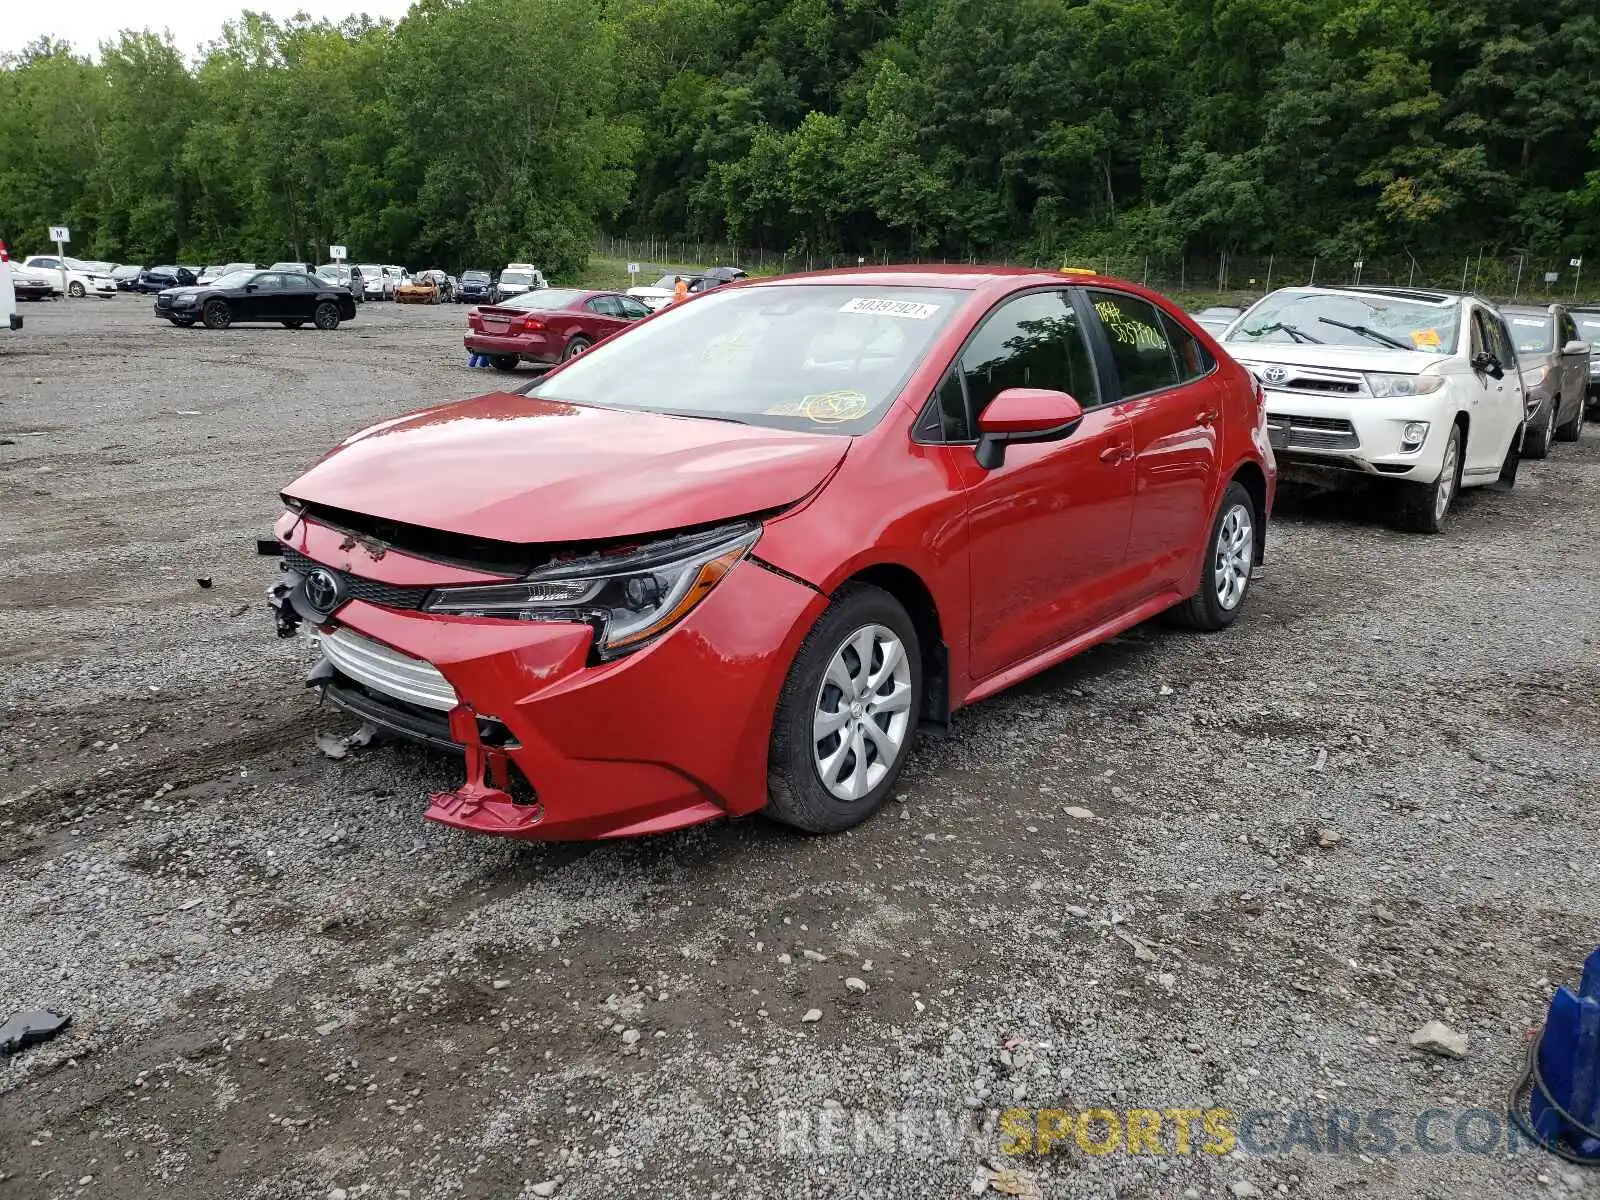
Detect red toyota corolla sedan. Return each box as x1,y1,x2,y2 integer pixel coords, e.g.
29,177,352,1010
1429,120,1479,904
464,287,652,370
268,266,1275,840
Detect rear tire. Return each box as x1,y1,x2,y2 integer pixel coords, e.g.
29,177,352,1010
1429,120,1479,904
766,584,922,834
202,300,231,330
1169,481,1256,631
1395,422,1462,534
1524,400,1554,458
1555,398,1583,442
490,355,520,372
562,336,592,361
313,302,340,330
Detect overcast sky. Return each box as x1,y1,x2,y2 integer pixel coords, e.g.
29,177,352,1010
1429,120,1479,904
6,0,416,58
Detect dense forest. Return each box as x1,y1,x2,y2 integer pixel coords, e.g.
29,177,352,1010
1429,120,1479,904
1,0,1598,281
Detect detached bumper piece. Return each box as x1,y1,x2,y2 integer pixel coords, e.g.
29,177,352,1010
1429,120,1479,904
424,704,545,835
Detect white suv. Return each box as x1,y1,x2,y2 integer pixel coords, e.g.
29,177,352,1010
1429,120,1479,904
1222,286,1528,533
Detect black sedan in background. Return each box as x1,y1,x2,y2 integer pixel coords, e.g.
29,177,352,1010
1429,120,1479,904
153,268,358,330
136,265,198,293
457,269,493,303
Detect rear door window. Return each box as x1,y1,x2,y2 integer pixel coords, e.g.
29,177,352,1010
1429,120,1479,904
1086,291,1181,398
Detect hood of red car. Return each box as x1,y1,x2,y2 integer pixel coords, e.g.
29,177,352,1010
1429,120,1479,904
283,392,850,543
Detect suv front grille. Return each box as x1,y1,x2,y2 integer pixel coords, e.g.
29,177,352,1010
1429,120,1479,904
282,547,433,611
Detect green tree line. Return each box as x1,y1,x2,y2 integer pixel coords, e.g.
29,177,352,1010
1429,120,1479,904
2,0,1598,278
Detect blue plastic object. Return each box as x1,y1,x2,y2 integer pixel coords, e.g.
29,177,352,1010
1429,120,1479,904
467,353,490,369
1530,948,1600,1161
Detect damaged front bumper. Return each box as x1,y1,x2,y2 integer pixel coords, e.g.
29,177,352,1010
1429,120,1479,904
265,517,826,841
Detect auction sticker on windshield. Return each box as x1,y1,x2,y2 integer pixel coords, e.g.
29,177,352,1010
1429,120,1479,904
839,297,940,319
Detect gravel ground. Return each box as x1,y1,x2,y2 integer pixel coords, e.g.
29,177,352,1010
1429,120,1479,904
2,297,1598,1200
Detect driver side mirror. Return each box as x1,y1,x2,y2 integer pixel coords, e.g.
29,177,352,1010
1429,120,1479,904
1563,339,1591,357
1470,351,1503,380
244,284,258,292
974,388,1085,470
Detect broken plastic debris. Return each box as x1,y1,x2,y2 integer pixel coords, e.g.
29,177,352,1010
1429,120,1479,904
197,577,213,589
316,722,379,760
1,1009,71,1056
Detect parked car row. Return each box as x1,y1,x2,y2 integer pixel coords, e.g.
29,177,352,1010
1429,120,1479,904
1213,286,1595,532
625,265,748,311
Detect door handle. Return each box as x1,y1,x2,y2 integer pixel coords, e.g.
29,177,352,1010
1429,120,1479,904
1197,408,1220,425
1099,443,1133,464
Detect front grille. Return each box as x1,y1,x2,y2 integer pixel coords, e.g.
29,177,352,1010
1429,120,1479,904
315,626,458,711
1255,363,1366,396
1268,415,1360,451
282,547,432,611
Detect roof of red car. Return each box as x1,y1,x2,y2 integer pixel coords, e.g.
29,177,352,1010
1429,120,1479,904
746,263,1123,291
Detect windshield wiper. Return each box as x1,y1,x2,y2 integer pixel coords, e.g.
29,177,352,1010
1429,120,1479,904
1240,321,1321,344
1316,316,1412,351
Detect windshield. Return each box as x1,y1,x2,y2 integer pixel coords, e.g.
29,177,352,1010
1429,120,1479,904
211,270,258,289
1227,290,1459,355
1505,314,1553,354
502,289,585,311
462,271,489,283
1574,313,1600,346
500,271,533,285
649,274,689,290
526,284,962,435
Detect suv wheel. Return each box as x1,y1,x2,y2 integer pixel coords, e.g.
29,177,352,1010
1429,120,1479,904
1169,481,1256,631
1555,398,1584,442
1395,422,1462,534
1524,399,1555,458
766,584,922,833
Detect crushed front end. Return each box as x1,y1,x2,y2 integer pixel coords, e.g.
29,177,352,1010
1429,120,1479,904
265,507,825,841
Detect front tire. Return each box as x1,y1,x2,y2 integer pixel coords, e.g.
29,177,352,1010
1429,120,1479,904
68,281,86,298
1395,421,1462,534
766,584,922,834
562,336,592,361
1169,480,1256,631
1524,399,1554,458
313,302,340,330
202,300,231,330
1555,398,1583,442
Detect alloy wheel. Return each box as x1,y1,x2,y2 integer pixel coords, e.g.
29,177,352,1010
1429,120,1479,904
811,624,914,802
1214,503,1253,611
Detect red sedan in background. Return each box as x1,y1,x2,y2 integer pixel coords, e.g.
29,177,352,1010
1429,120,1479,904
269,266,1275,841
465,287,652,370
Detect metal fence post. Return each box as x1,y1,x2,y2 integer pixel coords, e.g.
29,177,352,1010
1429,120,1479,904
1309,256,1317,286
1264,254,1273,294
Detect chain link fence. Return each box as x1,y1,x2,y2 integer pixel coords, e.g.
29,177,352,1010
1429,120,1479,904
595,235,1597,305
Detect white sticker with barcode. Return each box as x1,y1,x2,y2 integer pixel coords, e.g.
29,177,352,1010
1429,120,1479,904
1511,317,1545,327
839,297,939,319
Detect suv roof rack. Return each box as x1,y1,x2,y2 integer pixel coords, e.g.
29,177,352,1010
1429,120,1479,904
1320,284,1459,304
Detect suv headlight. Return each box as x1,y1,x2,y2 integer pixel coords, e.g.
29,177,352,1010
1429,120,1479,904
422,523,760,658
1365,373,1445,398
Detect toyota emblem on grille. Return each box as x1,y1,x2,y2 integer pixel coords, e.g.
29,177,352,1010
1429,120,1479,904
1262,365,1288,385
303,568,344,615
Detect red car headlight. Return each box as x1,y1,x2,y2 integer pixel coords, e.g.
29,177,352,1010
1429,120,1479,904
421,523,760,658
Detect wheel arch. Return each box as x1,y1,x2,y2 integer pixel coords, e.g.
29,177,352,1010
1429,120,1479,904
838,561,949,731
1228,459,1270,565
